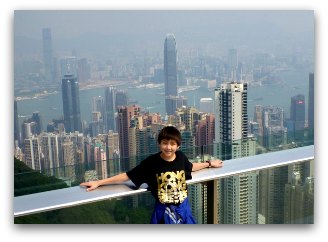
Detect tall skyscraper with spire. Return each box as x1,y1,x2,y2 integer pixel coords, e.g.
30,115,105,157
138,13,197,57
164,34,178,97
61,74,82,132
42,28,54,83
164,34,186,115
214,82,257,224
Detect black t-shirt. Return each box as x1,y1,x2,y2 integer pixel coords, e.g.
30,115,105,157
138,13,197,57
126,150,193,204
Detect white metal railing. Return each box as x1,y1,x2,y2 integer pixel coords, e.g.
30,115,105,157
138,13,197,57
14,145,314,217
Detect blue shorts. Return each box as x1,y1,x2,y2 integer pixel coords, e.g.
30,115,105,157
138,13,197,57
150,198,196,224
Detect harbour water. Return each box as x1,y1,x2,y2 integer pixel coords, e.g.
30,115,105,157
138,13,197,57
16,69,310,130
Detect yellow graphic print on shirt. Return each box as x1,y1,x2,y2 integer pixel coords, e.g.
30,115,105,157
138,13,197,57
156,170,188,204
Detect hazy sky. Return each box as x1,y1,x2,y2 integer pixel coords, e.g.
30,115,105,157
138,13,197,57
14,10,314,59
14,10,313,39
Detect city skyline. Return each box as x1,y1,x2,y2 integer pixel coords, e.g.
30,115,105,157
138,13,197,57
14,21,314,142
13,11,314,119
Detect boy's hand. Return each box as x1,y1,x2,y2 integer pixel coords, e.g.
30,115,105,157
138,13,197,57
210,159,223,168
80,181,99,192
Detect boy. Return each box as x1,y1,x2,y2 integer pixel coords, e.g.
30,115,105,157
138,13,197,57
80,126,223,224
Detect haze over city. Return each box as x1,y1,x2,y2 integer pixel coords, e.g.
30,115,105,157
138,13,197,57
14,10,314,61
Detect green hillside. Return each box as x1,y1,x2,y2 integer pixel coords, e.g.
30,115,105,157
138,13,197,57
14,157,153,224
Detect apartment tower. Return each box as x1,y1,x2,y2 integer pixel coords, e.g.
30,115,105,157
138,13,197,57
214,82,257,224
117,105,140,171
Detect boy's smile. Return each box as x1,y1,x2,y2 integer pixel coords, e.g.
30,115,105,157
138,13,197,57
159,139,179,161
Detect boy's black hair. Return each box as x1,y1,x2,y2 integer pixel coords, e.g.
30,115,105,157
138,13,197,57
157,126,181,146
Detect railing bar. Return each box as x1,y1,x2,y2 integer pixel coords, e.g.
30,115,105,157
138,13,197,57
14,145,314,217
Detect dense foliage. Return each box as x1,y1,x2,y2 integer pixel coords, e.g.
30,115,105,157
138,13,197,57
14,157,153,224
14,158,69,196
14,198,153,224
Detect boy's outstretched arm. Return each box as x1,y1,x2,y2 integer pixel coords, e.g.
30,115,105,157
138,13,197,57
80,172,130,192
192,159,223,172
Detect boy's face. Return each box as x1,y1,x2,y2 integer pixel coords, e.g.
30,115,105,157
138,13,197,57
159,139,179,160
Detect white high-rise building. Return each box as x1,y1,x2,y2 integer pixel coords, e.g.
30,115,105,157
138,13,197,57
41,133,60,176
23,136,41,171
214,82,257,224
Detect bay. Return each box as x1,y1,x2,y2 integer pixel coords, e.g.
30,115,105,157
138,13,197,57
16,69,310,131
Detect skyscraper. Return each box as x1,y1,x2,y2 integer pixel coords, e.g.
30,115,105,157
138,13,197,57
214,82,257,224
106,130,121,176
42,28,54,83
14,100,20,145
41,133,60,176
308,73,314,130
290,94,306,141
254,105,287,149
214,82,252,159
23,136,41,171
77,58,91,83
115,90,128,107
92,97,105,115
164,34,178,97
61,138,76,181
117,105,140,171
253,105,264,145
164,34,179,115
31,111,43,135
258,165,288,224
284,170,314,224
105,86,116,132
61,74,82,132
195,114,215,155
93,141,108,180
